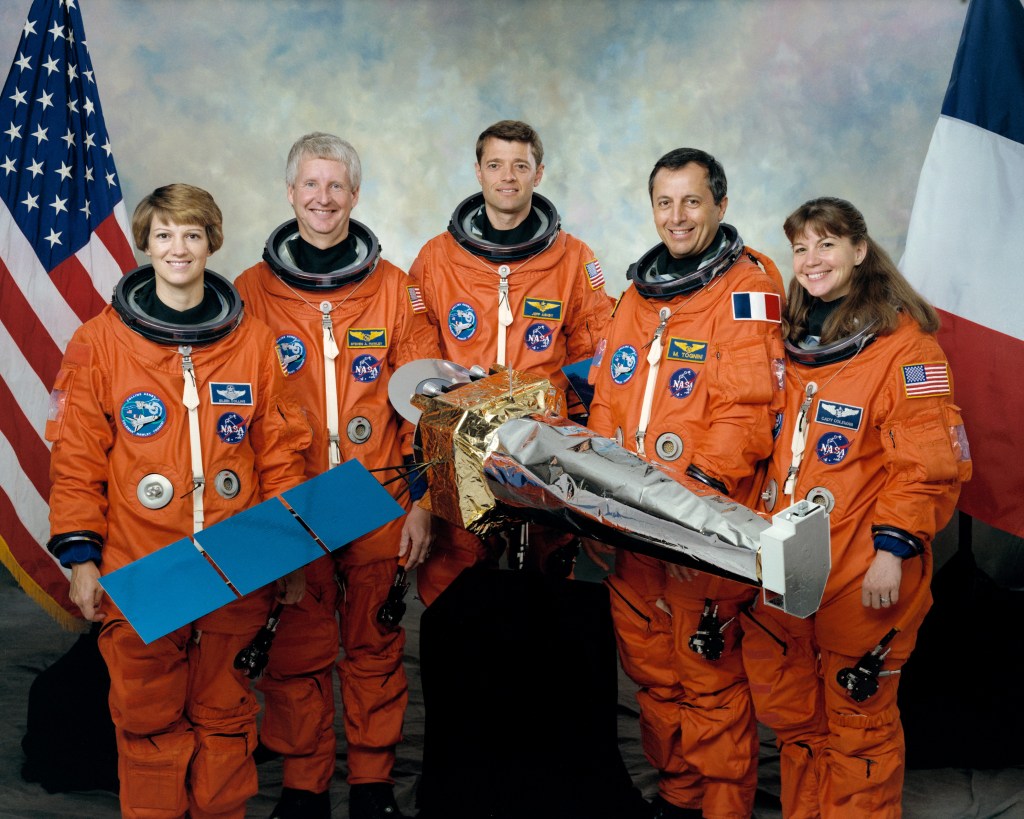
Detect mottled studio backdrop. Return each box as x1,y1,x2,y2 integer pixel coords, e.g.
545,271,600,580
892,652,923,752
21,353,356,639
0,0,968,296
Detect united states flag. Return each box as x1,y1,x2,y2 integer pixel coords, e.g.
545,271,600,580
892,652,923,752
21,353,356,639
901,362,951,398
407,284,426,314
584,258,604,290
1,0,135,627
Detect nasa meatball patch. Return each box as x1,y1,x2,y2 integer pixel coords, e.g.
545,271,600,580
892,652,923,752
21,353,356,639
668,367,698,399
351,354,382,382
216,411,248,444
816,431,851,465
524,322,554,352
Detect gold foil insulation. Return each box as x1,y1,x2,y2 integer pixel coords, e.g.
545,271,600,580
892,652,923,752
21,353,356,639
412,367,563,535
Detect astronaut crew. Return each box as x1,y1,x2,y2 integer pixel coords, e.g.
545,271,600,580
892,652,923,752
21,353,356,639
586,148,786,819
408,119,615,605
46,184,310,819
234,132,440,819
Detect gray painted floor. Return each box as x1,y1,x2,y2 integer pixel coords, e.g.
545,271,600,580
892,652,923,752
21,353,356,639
3,564,1023,818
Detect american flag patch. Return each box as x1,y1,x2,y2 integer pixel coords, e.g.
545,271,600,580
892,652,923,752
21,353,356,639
584,258,605,289
407,285,426,313
732,292,782,323
901,362,950,398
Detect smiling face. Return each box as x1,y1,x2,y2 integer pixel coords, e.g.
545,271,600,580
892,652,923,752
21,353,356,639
474,137,544,229
650,162,727,259
287,156,360,249
145,216,211,309
791,228,867,302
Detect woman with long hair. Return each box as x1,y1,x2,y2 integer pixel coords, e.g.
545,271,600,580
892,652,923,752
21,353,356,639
742,197,971,817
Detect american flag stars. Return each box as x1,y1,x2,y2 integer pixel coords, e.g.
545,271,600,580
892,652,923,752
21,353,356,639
0,0,120,268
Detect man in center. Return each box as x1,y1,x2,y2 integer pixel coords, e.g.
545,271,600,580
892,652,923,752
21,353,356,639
409,119,614,604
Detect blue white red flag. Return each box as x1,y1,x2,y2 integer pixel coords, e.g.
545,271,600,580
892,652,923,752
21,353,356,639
900,0,1024,538
0,0,136,626
732,292,782,323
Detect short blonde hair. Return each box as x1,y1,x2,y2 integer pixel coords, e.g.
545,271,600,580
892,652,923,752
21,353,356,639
131,183,224,253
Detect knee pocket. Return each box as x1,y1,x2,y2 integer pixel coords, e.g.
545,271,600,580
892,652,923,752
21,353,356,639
191,724,258,815
119,729,194,816
822,713,904,814
829,704,901,758
637,695,681,770
679,688,758,780
261,673,332,756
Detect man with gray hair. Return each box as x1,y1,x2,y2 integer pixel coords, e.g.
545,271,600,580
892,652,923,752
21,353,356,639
236,132,439,819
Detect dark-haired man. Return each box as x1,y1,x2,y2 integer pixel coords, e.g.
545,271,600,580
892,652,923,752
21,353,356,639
409,119,614,604
586,147,786,819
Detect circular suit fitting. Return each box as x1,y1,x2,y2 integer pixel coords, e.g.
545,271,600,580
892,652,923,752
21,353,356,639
447,192,560,262
655,432,684,461
262,218,380,291
347,416,372,444
113,266,242,345
627,223,745,299
805,485,836,513
137,473,173,510
214,469,241,500
761,478,778,513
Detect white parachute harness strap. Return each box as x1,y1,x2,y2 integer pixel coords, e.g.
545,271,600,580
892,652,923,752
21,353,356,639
496,265,513,367
321,301,343,468
456,244,533,368
636,307,671,457
784,381,818,496
179,345,205,534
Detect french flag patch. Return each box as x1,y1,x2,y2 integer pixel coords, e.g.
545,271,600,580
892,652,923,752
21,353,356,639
732,292,781,323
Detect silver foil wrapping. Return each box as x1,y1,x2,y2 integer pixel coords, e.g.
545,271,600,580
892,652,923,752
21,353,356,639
482,415,829,617
396,362,829,617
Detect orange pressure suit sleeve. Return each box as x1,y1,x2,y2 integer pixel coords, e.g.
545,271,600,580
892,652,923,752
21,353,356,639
688,257,786,494
46,323,115,542
245,322,311,499
563,238,616,366
407,241,445,344
584,291,620,440
871,333,971,551
392,269,445,457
